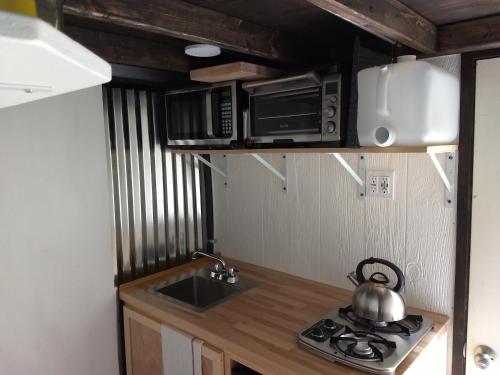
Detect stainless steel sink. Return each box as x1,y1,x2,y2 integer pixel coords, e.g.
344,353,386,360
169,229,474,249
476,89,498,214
148,268,254,312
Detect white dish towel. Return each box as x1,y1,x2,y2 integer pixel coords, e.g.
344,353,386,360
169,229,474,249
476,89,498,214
161,324,203,375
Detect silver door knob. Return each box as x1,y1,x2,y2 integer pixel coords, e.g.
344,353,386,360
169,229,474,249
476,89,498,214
474,345,496,370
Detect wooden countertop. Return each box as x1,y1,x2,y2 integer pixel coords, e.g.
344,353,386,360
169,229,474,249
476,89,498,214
119,258,449,375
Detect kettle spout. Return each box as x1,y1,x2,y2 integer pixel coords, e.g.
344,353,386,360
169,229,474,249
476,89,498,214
347,271,360,286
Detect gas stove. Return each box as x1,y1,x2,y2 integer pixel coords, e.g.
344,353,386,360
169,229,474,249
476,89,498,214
297,305,433,374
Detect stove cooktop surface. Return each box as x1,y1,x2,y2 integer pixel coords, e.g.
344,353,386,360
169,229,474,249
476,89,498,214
297,306,434,374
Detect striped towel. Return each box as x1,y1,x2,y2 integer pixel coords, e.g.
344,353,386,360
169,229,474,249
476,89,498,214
161,325,203,375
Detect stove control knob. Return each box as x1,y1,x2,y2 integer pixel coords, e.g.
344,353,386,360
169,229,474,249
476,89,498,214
324,319,336,330
311,327,325,340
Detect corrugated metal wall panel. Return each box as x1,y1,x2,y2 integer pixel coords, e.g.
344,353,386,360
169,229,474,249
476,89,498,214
103,86,208,284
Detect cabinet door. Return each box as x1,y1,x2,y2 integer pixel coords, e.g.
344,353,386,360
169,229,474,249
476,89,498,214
123,306,225,375
201,343,224,375
123,307,164,375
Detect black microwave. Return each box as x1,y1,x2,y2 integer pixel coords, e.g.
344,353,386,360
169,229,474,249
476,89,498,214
165,81,244,147
242,72,344,145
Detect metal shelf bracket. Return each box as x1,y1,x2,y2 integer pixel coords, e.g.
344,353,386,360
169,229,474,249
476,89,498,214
428,151,457,207
194,154,228,187
329,153,366,199
251,153,287,192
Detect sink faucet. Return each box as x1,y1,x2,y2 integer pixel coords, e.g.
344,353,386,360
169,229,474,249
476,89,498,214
191,251,239,284
192,250,227,270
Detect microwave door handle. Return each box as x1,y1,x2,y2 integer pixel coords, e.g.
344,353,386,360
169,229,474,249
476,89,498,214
205,91,214,137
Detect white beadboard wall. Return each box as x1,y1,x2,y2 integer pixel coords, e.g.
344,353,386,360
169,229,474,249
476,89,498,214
212,152,456,317
212,54,460,320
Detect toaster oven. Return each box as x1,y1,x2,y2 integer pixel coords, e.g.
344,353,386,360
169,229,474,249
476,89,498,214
242,72,343,145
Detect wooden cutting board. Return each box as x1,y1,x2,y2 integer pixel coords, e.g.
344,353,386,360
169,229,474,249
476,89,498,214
190,62,281,83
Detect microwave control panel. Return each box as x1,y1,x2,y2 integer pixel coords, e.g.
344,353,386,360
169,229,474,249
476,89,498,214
321,74,341,141
213,87,233,137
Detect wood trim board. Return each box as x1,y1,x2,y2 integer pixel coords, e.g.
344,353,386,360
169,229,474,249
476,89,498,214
123,307,133,375
201,344,224,375
171,145,458,155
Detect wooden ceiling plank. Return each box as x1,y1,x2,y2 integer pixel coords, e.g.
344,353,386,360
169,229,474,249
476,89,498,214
64,25,192,72
303,0,437,53
62,0,294,62
399,0,500,26
438,15,500,54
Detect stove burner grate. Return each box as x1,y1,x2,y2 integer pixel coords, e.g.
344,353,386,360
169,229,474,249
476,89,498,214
338,305,423,336
330,326,396,361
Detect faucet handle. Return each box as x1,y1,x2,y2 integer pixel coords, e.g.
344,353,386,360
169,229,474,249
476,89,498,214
210,263,224,280
226,267,240,284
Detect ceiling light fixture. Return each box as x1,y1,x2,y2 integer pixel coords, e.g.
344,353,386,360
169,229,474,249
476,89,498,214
185,44,221,57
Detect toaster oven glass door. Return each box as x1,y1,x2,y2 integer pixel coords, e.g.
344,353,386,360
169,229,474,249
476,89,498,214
250,87,322,138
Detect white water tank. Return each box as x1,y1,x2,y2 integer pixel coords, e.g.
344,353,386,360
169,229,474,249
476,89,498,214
357,55,459,147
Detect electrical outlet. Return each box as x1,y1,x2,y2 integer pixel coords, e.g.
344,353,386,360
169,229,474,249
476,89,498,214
368,176,378,195
380,176,391,196
366,170,395,199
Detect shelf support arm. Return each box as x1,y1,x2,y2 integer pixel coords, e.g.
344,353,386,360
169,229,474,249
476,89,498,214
329,153,364,186
250,154,287,192
193,154,228,187
428,151,457,207
429,153,451,192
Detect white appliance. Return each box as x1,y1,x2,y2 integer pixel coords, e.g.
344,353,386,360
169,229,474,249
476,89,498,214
357,55,459,147
0,11,111,109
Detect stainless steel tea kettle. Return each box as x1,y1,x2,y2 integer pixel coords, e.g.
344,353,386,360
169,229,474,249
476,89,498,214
347,257,406,322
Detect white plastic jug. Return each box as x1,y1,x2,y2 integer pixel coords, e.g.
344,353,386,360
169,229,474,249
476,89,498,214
357,55,459,147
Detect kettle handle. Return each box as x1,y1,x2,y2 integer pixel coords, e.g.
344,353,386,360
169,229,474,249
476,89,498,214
355,257,405,293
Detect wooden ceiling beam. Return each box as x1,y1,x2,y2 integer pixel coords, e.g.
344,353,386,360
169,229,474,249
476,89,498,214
304,0,437,53
64,25,192,72
438,15,500,54
62,0,295,62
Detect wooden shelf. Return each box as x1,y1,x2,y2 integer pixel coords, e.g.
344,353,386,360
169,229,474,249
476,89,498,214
190,62,280,83
172,145,458,155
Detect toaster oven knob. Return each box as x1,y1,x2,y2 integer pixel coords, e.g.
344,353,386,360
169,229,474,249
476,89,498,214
330,95,338,104
326,121,336,133
324,106,336,117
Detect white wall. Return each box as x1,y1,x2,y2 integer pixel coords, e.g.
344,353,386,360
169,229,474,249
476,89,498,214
0,88,119,375
212,153,456,317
